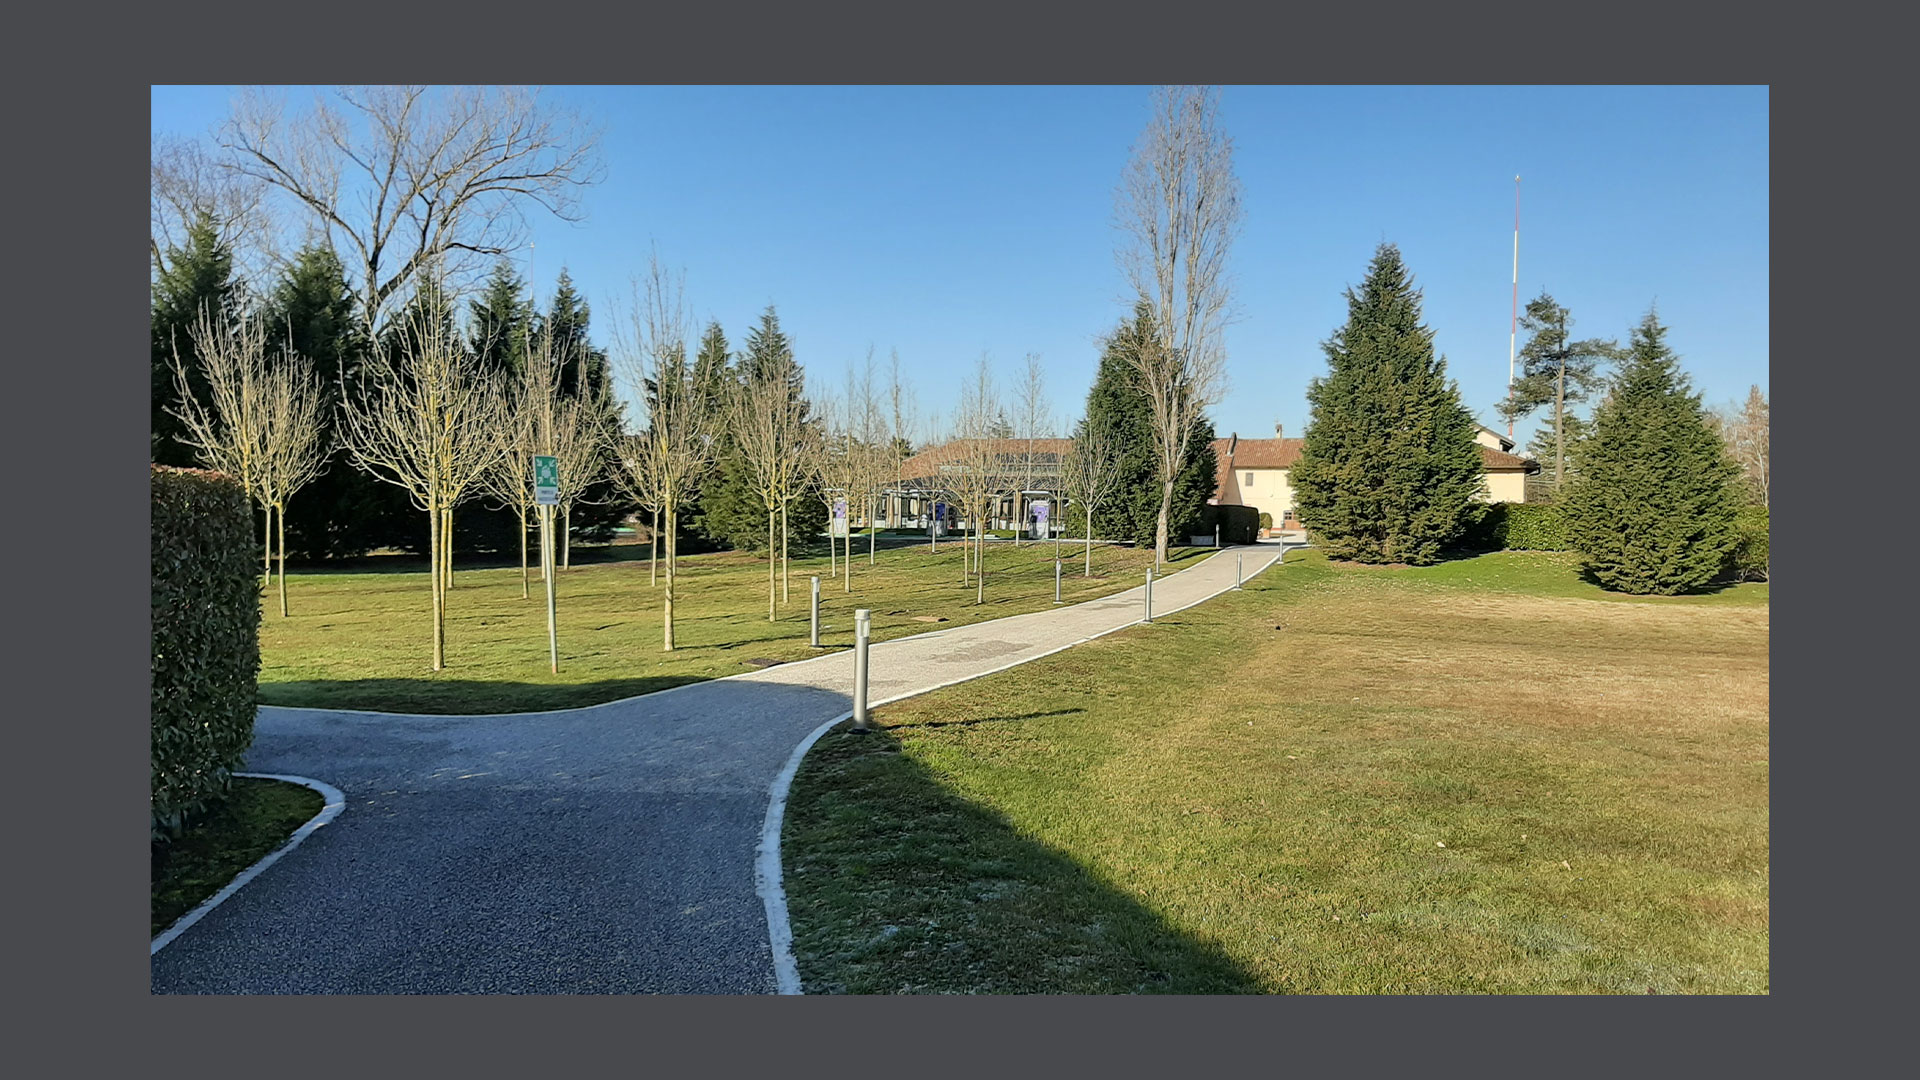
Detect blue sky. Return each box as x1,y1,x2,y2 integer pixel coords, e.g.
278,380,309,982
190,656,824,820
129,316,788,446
151,85,1768,448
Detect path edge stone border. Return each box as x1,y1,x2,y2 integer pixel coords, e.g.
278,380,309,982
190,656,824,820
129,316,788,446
754,545,1290,993
150,772,346,956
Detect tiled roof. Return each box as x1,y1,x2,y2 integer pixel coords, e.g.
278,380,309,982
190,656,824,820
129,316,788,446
898,438,1075,481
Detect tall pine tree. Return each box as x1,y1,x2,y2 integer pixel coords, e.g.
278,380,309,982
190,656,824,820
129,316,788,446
1289,244,1483,565
1561,309,1744,594
1077,303,1217,547
1495,292,1619,498
541,268,626,543
152,212,240,466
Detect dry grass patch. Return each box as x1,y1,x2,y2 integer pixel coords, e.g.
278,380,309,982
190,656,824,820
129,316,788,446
783,549,1769,994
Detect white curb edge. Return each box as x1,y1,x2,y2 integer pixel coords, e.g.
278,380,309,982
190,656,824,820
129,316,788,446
150,773,346,956
754,545,1287,994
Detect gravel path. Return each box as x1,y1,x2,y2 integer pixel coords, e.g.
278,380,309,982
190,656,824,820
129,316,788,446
150,544,1284,994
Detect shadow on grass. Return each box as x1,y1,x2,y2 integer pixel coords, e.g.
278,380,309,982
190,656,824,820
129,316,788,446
256,675,708,715
908,708,1086,730
783,721,1263,994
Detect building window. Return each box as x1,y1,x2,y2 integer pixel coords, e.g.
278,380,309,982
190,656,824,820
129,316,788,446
1244,472,1254,487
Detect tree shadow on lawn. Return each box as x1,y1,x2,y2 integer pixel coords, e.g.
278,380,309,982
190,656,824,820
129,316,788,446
257,675,709,715
783,721,1263,994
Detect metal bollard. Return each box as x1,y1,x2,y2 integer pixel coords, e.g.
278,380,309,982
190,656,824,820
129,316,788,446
852,608,872,732
1055,558,1063,604
1235,552,1243,590
810,576,821,647
1145,568,1153,624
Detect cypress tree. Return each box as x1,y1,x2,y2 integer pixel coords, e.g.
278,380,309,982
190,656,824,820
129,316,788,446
1561,309,1744,594
151,213,239,466
1289,244,1483,565
1079,304,1217,547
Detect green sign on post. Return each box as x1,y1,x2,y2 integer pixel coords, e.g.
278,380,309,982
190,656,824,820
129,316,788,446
534,455,559,505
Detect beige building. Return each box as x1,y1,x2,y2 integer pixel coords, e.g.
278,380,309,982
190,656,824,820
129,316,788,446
1212,424,1537,529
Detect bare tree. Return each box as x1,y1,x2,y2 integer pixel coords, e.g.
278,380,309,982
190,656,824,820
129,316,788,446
729,361,813,620
946,357,1008,604
256,340,331,617
337,279,504,670
1114,85,1242,568
1715,385,1769,508
168,305,271,586
219,85,603,333
1011,352,1051,545
1061,416,1125,577
612,256,721,649
152,132,282,288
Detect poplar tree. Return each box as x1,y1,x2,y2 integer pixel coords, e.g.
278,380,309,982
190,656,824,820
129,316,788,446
1289,244,1483,565
1561,309,1744,594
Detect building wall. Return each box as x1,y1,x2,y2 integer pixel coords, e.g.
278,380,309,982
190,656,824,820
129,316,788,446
1482,470,1528,504
1224,467,1296,526
1223,465,1530,516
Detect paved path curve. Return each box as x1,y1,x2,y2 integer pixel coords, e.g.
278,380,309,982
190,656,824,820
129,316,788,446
151,545,1284,994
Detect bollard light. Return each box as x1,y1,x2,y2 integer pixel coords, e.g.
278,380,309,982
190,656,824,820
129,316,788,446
852,608,872,732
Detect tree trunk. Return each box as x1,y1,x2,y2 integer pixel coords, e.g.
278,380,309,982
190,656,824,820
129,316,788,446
976,517,985,604
262,502,272,590
829,507,837,577
1554,356,1567,490
767,508,777,621
1086,506,1094,577
1154,475,1175,570
781,501,790,605
519,504,530,600
563,505,572,570
650,507,659,586
845,515,852,593
429,504,445,671
663,494,676,651
869,501,877,565
442,507,454,590
276,501,288,618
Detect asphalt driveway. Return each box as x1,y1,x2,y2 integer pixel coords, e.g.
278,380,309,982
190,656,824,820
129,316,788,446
150,545,1283,994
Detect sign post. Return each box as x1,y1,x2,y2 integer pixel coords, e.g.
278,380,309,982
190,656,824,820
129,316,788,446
534,455,559,672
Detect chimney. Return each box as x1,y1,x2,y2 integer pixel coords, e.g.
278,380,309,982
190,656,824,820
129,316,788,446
1275,422,1284,440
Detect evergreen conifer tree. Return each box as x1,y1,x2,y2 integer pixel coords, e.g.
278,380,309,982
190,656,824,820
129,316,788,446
1079,304,1217,547
262,245,418,558
468,260,531,379
1289,244,1483,564
694,308,826,550
1561,309,1744,594
152,213,240,465
1496,292,1619,498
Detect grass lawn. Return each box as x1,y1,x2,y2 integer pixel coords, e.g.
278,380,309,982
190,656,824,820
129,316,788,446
782,549,1770,994
152,777,325,938
259,536,1203,714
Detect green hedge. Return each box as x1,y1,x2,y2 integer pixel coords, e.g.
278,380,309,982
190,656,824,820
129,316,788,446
1258,512,1273,532
1198,504,1261,545
1728,505,1769,581
152,466,261,843
1457,502,1572,553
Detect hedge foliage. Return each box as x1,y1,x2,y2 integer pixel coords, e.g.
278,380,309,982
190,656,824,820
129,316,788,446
1457,502,1572,552
152,466,261,843
1728,505,1769,581
1198,503,1261,545
1258,512,1273,532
